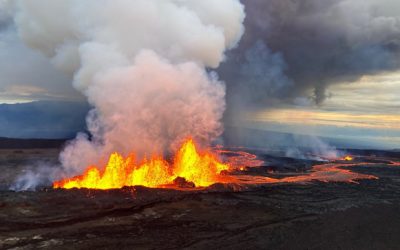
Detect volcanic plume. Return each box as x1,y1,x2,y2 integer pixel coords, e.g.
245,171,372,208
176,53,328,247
221,0,400,106
11,0,245,181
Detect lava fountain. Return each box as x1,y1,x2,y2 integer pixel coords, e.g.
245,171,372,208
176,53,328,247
53,139,230,190
342,155,354,161
54,144,380,191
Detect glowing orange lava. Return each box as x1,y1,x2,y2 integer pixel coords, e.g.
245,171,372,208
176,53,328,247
216,148,265,169
54,141,387,191
343,155,353,161
230,161,378,185
53,139,230,190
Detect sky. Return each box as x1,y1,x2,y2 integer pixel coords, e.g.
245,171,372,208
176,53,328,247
239,72,400,149
0,24,82,103
0,0,399,150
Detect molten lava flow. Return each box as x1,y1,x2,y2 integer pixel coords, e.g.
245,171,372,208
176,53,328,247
54,141,387,191
173,140,230,187
53,139,229,190
216,148,265,169
343,155,353,161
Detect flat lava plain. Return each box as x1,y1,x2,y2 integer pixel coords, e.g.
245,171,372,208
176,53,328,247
1,148,400,249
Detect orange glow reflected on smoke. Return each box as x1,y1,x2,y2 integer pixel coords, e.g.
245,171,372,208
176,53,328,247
53,139,230,190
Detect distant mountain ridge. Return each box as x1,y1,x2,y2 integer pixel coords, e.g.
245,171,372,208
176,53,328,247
0,137,68,149
0,100,90,139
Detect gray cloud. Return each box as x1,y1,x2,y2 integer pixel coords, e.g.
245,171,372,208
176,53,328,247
2,0,399,108
0,1,82,103
0,0,13,30
220,40,293,110
0,26,83,102
221,0,400,107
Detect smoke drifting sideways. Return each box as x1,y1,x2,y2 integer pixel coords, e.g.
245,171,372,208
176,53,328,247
221,0,400,109
8,0,245,185
220,0,400,159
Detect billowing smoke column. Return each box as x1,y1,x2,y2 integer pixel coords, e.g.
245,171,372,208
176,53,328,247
12,0,245,175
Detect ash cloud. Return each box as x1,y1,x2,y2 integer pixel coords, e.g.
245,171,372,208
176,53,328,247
222,0,400,106
221,0,400,154
220,40,293,113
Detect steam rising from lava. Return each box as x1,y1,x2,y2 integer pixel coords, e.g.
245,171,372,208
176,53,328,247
12,0,245,176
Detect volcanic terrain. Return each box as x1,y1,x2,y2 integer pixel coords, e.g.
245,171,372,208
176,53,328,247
1,141,400,250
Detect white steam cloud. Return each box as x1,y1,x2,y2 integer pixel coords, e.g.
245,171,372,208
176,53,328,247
12,0,245,175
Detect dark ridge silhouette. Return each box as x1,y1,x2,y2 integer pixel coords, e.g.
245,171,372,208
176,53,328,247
0,137,68,149
0,101,90,139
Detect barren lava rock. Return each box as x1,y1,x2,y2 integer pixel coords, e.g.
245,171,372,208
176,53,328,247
1,148,400,249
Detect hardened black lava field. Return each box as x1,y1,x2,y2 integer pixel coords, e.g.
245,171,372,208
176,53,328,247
1,147,400,249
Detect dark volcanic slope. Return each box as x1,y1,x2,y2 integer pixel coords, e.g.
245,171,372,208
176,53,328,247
1,151,400,249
